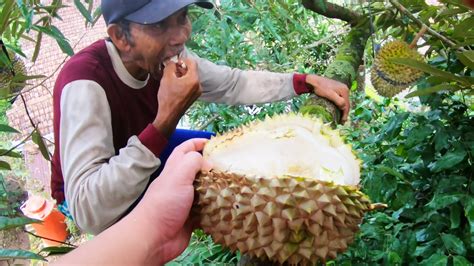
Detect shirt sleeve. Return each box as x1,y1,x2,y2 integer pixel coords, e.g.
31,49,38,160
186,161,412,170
60,80,162,235
183,49,302,105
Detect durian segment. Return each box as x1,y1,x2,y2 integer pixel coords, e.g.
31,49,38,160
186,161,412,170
196,114,372,265
196,172,371,265
203,114,360,186
370,40,424,97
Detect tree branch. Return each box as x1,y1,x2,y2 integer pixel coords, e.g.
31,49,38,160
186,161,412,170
301,0,361,25
302,18,372,124
388,0,465,51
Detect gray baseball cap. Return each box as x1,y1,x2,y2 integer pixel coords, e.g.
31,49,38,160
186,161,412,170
101,0,214,25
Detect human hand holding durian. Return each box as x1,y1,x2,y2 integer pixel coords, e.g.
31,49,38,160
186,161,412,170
193,113,386,265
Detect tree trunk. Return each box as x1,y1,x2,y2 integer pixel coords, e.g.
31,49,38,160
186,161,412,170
301,18,371,124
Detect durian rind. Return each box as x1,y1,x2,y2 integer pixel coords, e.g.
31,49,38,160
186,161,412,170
196,113,371,264
0,51,26,94
196,171,371,265
371,40,424,97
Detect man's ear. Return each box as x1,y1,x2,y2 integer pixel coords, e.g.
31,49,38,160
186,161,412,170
107,24,131,52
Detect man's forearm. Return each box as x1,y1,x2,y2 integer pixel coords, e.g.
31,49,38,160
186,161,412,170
53,214,162,265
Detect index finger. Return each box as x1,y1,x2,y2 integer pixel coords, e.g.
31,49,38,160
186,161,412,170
182,58,197,73
340,88,350,123
174,138,209,154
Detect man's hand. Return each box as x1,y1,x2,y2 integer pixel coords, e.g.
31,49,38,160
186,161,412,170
133,138,210,264
153,58,202,137
54,139,210,266
305,75,350,123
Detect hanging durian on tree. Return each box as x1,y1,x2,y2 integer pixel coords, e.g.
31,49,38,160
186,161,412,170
0,47,27,97
370,28,426,97
194,113,385,265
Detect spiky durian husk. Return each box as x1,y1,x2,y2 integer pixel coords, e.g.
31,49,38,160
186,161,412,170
196,172,371,265
371,40,424,97
0,52,26,94
194,113,374,265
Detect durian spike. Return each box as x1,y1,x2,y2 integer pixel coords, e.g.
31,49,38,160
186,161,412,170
409,25,428,49
368,203,388,211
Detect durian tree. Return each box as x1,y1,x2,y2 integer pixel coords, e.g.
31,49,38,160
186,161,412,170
0,0,473,264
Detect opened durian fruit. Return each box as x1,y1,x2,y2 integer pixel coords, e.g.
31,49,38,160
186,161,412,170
371,40,424,97
195,113,383,265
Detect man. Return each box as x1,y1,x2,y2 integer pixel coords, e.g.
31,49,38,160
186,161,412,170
51,0,350,235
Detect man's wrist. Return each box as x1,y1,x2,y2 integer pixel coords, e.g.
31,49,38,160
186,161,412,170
152,116,178,138
293,73,312,95
138,124,168,156
123,205,167,265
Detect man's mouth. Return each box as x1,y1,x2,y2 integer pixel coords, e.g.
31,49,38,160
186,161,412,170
161,51,187,75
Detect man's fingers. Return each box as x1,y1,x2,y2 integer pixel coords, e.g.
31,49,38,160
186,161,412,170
339,88,350,123
177,151,204,184
174,138,208,154
201,159,213,172
163,60,178,76
182,58,197,73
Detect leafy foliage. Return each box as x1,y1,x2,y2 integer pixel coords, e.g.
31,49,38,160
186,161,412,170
185,0,339,133
0,0,100,97
167,229,240,265
184,0,474,264
337,91,473,264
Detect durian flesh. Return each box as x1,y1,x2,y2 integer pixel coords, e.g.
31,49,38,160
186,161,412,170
196,114,373,265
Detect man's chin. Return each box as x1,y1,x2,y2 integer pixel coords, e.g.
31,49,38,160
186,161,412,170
150,69,163,80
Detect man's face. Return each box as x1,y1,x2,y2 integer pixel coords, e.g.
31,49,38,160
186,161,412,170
128,8,192,79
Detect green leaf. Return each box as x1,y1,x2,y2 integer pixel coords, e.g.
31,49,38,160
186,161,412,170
414,239,440,257
91,7,102,25
434,129,449,152
376,165,405,181
441,233,466,255
406,83,464,98
0,249,45,261
31,31,43,62
453,17,474,38
32,25,74,56
419,253,449,266
73,0,93,22
0,216,41,230
0,149,21,158
0,0,15,35
39,246,75,256
406,125,433,147
453,256,472,266
426,194,463,210
11,73,46,83
464,199,474,250
450,204,461,229
0,124,19,133
457,50,474,69
429,147,467,173
32,129,51,161
390,58,469,85
387,251,402,264
381,113,409,140
0,161,11,170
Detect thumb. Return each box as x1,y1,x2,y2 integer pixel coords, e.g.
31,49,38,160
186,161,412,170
163,61,178,77
163,151,203,186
